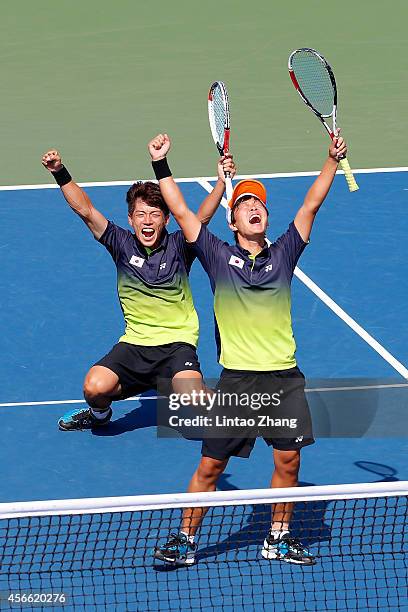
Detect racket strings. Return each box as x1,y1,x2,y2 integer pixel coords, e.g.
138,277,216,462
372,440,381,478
211,87,227,148
291,51,334,116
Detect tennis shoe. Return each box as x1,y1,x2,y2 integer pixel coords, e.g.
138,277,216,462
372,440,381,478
58,407,112,431
261,531,316,565
153,532,196,565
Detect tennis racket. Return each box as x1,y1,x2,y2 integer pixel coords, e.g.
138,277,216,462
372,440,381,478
288,48,358,192
208,81,233,220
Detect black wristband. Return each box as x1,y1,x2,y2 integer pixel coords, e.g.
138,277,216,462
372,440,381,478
151,157,172,180
51,165,72,187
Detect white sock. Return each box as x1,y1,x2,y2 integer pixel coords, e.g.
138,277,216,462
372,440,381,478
90,408,111,420
270,529,290,541
180,531,195,544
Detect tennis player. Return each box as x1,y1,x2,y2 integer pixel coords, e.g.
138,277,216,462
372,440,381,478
151,132,347,565
41,149,235,430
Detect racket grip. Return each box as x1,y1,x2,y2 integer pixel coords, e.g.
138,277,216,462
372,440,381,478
339,158,359,192
224,176,233,223
225,176,233,201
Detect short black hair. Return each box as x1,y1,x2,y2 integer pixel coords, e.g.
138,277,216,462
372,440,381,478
126,181,169,216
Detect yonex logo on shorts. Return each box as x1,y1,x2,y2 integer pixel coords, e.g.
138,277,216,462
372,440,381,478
160,263,167,270
129,255,145,268
265,264,273,272
228,256,244,269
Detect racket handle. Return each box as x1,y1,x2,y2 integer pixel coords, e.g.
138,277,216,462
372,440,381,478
339,157,359,192
224,175,233,223
225,175,233,201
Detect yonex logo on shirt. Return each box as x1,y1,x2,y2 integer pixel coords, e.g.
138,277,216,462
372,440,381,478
228,255,244,269
184,361,193,366
129,255,145,268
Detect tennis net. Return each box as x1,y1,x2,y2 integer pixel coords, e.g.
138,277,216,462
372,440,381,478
0,481,407,611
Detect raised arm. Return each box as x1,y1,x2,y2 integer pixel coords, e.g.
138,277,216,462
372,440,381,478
148,134,202,243
41,150,108,240
197,154,236,225
294,134,347,242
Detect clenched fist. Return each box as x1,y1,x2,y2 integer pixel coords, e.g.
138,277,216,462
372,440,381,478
42,150,63,173
148,134,171,161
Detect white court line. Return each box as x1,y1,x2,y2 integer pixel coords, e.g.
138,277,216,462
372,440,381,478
197,179,229,208
1,384,407,408
307,383,408,393
0,396,161,408
0,166,407,192
294,269,408,379
198,180,408,380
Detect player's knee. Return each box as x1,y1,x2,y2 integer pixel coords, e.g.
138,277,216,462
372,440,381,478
275,450,300,478
172,371,203,398
83,373,112,402
197,458,225,485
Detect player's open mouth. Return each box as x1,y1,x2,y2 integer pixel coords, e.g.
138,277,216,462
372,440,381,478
141,228,155,239
249,213,261,224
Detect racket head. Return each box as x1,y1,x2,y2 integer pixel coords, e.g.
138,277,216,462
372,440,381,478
288,48,337,118
208,81,230,155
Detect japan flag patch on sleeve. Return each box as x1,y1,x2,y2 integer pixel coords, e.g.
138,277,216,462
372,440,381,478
228,255,244,269
129,255,145,268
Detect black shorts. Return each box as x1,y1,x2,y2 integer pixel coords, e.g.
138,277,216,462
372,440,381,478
201,366,314,460
94,341,201,399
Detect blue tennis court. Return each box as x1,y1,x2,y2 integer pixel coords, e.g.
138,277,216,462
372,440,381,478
1,169,407,501
0,169,407,610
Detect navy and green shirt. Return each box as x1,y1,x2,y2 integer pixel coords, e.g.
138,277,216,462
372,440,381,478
191,222,307,371
98,221,199,347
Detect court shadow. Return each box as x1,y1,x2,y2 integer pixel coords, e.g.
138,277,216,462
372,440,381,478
92,395,206,438
154,476,329,570
217,473,239,491
195,480,330,563
92,395,157,436
354,460,399,482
